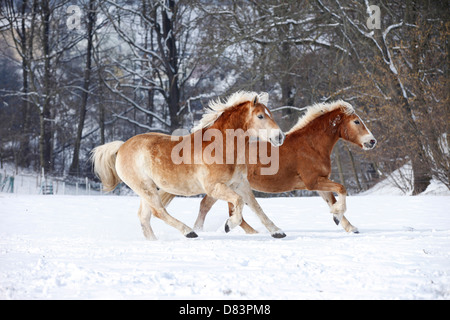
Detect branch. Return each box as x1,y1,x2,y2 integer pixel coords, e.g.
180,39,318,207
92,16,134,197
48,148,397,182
334,0,389,65
113,112,168,133
102,70,170,127
271,105,307,113
101,2,166,67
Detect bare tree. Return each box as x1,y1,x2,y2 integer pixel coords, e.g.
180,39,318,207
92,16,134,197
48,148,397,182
0,0,38,167
100,0,205,132
1,0,86,173
0,0,447,192
69,0,96,176
315,0,449,193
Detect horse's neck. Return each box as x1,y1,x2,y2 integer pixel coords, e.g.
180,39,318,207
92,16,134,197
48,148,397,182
209,107,249,133
290,112,341,156
204,108,250,162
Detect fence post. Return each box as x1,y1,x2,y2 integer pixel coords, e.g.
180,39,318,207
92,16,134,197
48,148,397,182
9,176,14,193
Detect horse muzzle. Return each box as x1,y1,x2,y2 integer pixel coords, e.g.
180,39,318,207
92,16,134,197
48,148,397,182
270,131,285,147
362,136,377,150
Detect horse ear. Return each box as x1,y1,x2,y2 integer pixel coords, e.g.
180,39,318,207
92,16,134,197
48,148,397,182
253,95,259,106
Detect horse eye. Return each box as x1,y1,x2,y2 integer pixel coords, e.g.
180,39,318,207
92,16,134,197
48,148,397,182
354,120,360,125
257,114,264,119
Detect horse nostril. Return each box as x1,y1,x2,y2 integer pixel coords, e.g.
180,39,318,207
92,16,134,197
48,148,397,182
370,139,376,145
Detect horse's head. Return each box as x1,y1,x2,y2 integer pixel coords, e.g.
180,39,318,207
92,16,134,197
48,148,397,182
340,109,377,150
246,95,285,147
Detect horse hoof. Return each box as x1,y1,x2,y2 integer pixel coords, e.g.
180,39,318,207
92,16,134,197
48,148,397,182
353,230,360,234
185,231,198,238
333,217,340,225
224,222,230,233
271,231,286,239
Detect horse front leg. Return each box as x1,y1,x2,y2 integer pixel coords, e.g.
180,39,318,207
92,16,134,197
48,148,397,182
204,183,244,233
235,182,285,238
194,195,218,231
313,177,347,227
194,194,257,234
317,191,359,233
227,202,258,234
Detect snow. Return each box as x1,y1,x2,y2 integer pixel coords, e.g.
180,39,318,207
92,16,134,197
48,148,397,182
1,192,449,300
361,162,450,196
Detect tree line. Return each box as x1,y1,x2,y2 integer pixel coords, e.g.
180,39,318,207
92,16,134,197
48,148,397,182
0,0,448,195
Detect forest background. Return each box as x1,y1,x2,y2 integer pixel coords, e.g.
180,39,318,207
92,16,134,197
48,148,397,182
0,0,448,196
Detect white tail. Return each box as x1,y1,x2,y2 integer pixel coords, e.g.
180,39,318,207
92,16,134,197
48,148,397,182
91,141,124,192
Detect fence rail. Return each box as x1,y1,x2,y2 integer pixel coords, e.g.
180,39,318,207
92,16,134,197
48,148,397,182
0,170,103,195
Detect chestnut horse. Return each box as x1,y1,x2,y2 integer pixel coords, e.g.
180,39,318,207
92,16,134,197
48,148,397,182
91,91,286,240
192,100,376,234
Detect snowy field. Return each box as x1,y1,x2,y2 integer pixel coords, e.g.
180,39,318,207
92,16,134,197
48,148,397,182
0,193,449,300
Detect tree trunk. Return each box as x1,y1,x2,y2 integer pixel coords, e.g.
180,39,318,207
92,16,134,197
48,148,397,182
161,0,180,131
39,0,52,173
280,41,296,130
347,145,362,191
148,87,154,128
411,153,432,195
394,61,432,194
99,82,105,145
69,0,95,176
334,142,345,185
18,0,31,168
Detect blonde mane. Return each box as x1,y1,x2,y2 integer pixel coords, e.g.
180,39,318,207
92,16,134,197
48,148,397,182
287,100,354,134
192,91,269,132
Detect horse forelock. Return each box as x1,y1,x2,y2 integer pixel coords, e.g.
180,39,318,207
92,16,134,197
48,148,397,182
287,100,354,134
191,91,269,132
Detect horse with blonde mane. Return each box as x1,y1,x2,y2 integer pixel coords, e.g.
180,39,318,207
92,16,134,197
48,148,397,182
91,92,286,240
192,100,377,234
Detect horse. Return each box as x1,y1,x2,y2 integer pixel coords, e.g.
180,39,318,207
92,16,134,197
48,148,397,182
191,100,377,234
91,91,286,240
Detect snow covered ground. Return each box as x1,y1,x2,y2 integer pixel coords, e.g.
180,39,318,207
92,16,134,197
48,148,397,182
0,193,449,300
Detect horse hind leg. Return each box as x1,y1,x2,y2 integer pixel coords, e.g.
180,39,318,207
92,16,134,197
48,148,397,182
138,199,157,240
152,206,198,238
137,180,198,239
318,191,359,233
